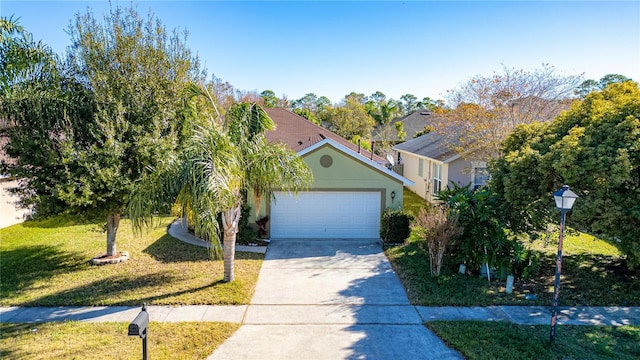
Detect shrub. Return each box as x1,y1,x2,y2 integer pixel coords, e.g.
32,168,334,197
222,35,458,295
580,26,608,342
437,183,536,279
415,206,463,276
236,204,258,244
380,209,413,244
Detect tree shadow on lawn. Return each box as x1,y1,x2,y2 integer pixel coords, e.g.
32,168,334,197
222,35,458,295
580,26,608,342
530,252,640,306
143,233,211,262
143,233,263,263
431,251,640,306
20,272,225,306
0,245,85,298
388,241,640,306
19,215,104,229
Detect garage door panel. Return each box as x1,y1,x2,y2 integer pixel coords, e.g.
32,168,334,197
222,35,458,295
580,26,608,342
270,191,381,239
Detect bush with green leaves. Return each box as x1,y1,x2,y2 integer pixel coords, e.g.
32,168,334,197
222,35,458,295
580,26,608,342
437,184,536,279
491,81,640,268
236,204,258,244
380,209,413,244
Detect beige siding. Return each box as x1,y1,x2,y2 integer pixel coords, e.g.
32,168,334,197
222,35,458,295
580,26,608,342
447,157,473,187
397,151,477,204
1,179,31,229
400,152,426,199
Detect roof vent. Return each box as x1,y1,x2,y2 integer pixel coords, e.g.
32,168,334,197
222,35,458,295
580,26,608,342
420,111,431,116
298,141,303,146
319,134,326,140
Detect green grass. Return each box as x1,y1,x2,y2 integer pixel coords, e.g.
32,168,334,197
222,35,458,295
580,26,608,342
386,190,640,306
402,188,431,218
0,322,239,359
428,321,640,360
0,216,263,306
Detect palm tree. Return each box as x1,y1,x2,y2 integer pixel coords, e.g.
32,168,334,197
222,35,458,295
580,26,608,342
129,84,312,282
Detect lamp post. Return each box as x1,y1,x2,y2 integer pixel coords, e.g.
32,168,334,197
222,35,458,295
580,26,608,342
550,185,578,342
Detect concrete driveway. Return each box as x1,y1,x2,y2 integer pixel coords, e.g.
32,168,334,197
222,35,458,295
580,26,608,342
208,239,461,360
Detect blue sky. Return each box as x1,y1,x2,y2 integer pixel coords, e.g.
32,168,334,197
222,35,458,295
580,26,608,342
2,1,639,104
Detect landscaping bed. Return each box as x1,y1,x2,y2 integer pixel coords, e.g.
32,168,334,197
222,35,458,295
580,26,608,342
386,233,640,306
387,189,640,307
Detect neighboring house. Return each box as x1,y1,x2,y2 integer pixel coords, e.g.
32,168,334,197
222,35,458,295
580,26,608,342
392,132,489,204
372,109,439,143
248,108,413,239
372,110,443,176
0,137,32,228
0,177,30,228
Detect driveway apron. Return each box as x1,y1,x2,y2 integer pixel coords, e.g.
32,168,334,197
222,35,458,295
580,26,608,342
208,239,462,360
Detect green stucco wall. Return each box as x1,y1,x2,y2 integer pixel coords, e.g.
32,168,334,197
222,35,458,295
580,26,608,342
248,144,404,223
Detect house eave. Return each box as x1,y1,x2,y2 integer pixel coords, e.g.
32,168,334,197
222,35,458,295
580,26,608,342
393,146,460,164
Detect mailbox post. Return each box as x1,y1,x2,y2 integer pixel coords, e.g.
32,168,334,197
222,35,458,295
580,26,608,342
128,304,149,360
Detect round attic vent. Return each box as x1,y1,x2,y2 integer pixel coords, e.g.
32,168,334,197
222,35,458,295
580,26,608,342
320,155,333,168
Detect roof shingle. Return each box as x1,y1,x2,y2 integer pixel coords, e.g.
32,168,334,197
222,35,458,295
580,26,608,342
393,131,459,162
264,108,386,165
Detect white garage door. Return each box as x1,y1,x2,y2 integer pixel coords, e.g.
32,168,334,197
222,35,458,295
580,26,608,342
270,191,381,239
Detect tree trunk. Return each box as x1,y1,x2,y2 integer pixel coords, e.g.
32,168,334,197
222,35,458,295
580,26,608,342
106,212,121,257
221,203,242,282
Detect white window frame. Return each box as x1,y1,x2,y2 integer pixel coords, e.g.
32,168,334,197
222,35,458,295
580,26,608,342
432,162,442,195
471,161,489,190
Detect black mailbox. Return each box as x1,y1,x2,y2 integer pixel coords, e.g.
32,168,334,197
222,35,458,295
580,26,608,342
128,308,149,338
128,304,149,360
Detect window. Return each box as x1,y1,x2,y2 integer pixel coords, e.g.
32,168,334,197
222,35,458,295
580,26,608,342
473,167,490,190
432,163,442,195
418,159,423,177
471,161,489,190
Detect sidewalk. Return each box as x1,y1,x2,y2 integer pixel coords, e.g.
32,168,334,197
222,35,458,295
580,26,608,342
0,305,246,324
2,305,639,326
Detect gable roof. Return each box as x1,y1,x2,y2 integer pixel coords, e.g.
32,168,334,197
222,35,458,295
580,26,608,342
264,108,387,165
393,131,460,163
373,109,443,141
299,138,413,186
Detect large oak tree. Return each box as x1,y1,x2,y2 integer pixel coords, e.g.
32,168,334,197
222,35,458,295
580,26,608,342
491,81,640,268
65,6,201,257
2,6,201,259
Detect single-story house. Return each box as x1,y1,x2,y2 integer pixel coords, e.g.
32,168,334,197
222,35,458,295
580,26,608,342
392,132,489,204
372,109,438,143
248,108,413,239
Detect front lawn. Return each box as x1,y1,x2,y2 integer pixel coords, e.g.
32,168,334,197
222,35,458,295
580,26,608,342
0,322,238,359
428,321,640,360
387,189,640,306
0,216,263,306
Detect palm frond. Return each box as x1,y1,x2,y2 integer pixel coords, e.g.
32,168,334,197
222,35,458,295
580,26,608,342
225,102,275,142
247,140,313,211
128,153,182,234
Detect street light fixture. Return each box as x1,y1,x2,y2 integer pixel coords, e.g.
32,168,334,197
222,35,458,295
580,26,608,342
550,185,578,341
